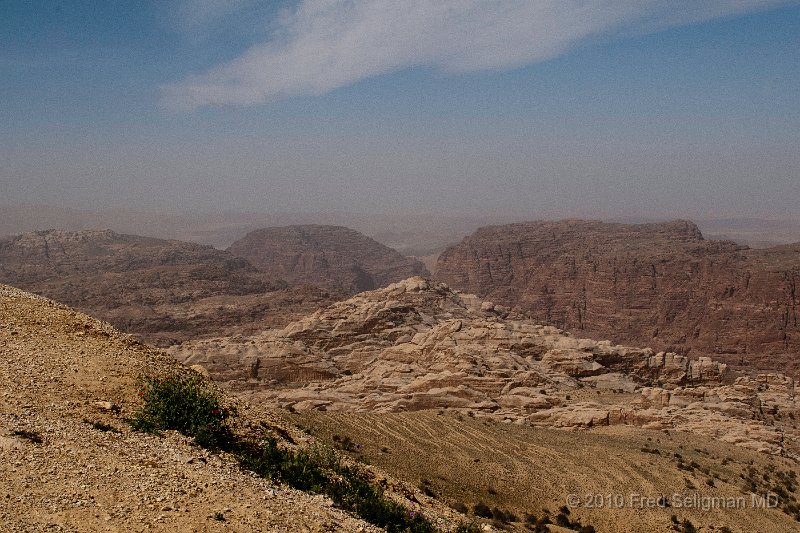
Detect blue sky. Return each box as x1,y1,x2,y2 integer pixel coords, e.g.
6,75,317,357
1,1,799,218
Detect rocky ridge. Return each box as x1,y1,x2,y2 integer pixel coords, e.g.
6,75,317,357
227,225,430,295
172,277,799,457
0,284,381,531
0,284,476,531
435,220,800,374
0,229,339,346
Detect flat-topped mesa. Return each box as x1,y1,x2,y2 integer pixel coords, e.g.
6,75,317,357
226,225,429,295
435,219,800,374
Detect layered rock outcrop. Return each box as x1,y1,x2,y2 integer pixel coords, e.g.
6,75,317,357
227,225,429,295
435,220,800,374
172,277,798,456
0,229,338,345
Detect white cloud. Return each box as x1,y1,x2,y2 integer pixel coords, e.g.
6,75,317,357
163,0,793,110
173,0,259,34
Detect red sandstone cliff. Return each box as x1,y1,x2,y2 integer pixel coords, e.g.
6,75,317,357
436,220,800,374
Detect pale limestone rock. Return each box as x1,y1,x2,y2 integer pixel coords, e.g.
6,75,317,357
172,277,800,457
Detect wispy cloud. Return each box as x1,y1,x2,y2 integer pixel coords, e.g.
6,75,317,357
172,0,260,34
163,0,792,110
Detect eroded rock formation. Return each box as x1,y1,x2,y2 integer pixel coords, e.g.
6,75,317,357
435,220,800,374
172,277,798,456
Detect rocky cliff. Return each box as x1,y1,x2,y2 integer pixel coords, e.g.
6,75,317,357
435,220,800,374
0,229,338,345
172,277,798,457
227,225,429,295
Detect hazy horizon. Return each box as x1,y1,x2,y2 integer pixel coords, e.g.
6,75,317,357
4,203,800,257
2,1,799,218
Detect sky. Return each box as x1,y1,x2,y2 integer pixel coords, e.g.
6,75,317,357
1,0,799,219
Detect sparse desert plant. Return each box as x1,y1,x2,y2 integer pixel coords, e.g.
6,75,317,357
11,429,42,443
473,501,493,518
555,512,571,527
451,502,469,514
132,371,437,532
524,513,552,533
454,522,482,533
490,506,509,522
129,372,235,448
235,437,435,532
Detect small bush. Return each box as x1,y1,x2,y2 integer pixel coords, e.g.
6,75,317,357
129,372,234,449
555,513,572,527
525,513,551,533
235,438,435,532
452,502,469,514
86,420,120,433
12,429,42,443
473,501,493,518
491,507,508,522
131,371,436,532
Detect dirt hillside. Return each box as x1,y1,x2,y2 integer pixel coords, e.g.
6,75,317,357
0,284,381,532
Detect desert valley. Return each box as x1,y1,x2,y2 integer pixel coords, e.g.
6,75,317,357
2,219,799,532
3,2,799,531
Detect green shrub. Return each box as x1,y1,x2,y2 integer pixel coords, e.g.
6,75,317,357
234,437,435,532
131,371,436,532
129,372,234,449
